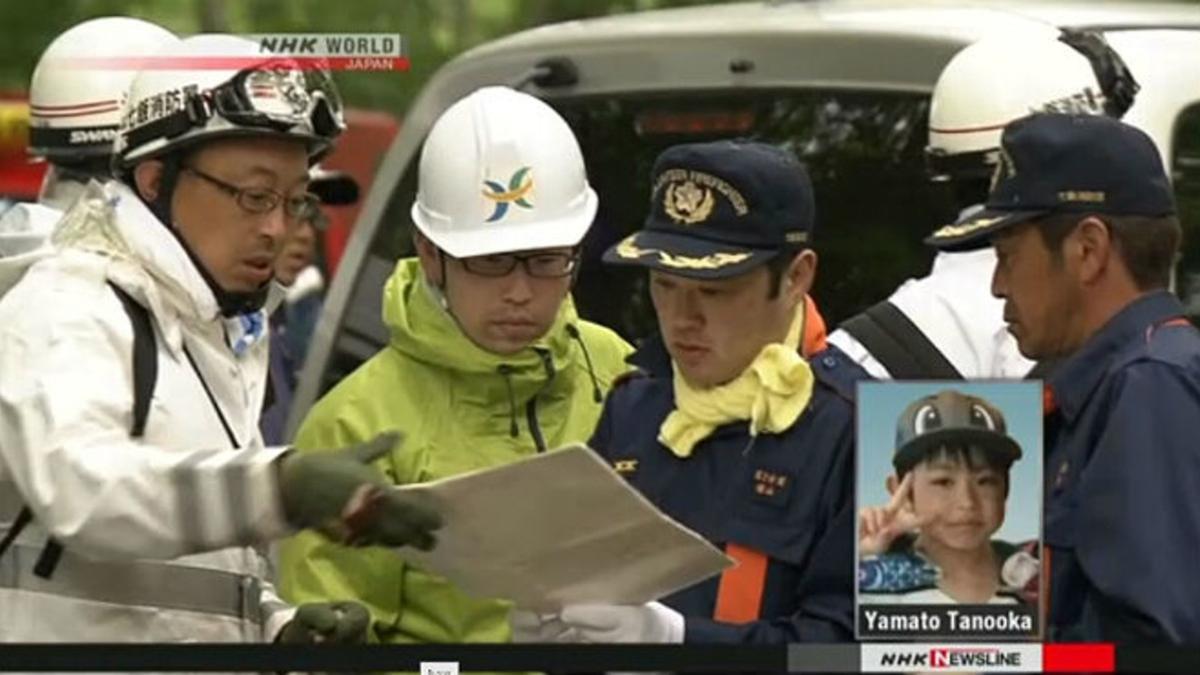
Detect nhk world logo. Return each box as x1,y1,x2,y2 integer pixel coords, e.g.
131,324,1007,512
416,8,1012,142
252,34,405,71
54,33,407,72
862,643,1040,672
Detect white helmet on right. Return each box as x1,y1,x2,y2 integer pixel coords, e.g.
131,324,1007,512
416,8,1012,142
28,17,178,162
411,86,598,258
927,29,1139,184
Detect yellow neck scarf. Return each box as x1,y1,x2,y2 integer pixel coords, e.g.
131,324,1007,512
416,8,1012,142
658,303,815,458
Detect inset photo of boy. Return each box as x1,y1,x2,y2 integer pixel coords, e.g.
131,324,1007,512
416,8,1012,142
855,381,1042,641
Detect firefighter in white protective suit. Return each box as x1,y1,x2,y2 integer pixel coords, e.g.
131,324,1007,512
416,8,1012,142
0,34,441,643
0,17,177,276
828,29,1139,379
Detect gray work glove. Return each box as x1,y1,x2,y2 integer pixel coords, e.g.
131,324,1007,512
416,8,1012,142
279,432,441,549
277,601,370,644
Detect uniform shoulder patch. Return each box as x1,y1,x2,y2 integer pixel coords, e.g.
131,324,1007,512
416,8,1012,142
809,345,871,402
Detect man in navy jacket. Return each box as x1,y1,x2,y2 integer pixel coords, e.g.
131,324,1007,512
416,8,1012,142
927,113,1200,642
514,140,862,644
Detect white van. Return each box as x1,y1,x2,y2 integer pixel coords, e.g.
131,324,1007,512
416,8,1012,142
289,0,1200,433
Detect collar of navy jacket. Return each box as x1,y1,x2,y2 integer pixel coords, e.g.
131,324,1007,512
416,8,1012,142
1048,290,1187,422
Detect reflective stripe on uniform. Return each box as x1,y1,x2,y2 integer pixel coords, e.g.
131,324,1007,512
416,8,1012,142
713,543,768,623
0,541,262,622
172,447,228,550
225,456,255,547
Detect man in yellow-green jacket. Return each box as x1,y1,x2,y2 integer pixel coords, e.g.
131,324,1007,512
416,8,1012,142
278,86,632,644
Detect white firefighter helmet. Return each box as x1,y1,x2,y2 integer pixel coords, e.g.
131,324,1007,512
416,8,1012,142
114,33,345,168
926,30,1137,182
410,86,598,258
28,17,178,161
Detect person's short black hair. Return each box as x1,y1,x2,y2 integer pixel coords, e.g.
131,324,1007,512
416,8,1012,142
765,245,806,299
1036,212,1181,291
897,444,1015,496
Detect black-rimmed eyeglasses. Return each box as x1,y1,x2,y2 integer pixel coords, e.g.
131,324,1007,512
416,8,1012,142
457,251,579,278
183,166,320,221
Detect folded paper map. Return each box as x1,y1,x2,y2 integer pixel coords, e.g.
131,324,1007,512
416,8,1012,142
392,444,733,611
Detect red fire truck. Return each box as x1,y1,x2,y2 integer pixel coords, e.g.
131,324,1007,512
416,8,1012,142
310,107,399,278
0,93,48,211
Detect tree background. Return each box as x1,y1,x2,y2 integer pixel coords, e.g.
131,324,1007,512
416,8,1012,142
7,0,1199,327
0,0,724,115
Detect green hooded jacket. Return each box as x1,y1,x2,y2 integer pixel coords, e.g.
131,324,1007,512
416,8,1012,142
278,257,633,644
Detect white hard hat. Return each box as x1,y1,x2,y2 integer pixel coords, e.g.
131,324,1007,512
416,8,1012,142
926,30,1137,183
28,17,178,160
114,34,345,168
929,33,1104,159
410,86,598,258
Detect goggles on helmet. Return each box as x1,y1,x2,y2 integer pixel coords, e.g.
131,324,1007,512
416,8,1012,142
206,64,343,137
122,60,344,160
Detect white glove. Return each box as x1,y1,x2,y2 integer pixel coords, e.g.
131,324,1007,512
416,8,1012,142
559,602,685,643
509,609,580,643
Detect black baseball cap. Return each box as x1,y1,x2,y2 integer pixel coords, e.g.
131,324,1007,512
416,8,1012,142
926,113,1176,252
893,389,1021,476
602,140,815,279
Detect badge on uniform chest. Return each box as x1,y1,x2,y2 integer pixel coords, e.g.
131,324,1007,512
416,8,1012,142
612,458,638,476
752,468,792,506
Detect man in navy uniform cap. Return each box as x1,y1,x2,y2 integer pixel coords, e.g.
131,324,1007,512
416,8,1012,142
928,113,1200,642
513,139,860,644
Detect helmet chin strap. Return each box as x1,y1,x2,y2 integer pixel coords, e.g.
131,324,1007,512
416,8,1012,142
138,153,271,317
177,237,272,318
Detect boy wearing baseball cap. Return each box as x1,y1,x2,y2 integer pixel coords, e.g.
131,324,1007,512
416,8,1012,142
859,390,1037,606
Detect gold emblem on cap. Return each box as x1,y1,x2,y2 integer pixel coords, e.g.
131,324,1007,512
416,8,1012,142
931,216,1004,240
614,237,753,270
654,168,749,226
989,145,1017,193
658,250,752,270
664,180,715,225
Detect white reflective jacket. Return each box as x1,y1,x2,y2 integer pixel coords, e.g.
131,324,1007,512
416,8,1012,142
0,174,89,260
828,248,1034,379
0,180,296,642
0,201,61,259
